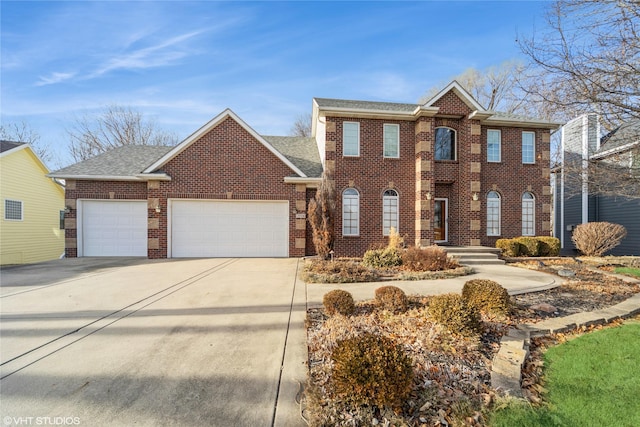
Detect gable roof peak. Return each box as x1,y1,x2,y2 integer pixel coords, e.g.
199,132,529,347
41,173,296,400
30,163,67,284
143,108,307,177
422,80,486,112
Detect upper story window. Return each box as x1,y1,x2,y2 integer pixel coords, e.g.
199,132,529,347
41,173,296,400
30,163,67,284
343,122,360,157
522,131,535,164
522,192,535,236
342,188,360,236
487,129,501,162
435,127,456,161
382,189,399,236
486,191,501,236
4,199,23,221
383,124,400,158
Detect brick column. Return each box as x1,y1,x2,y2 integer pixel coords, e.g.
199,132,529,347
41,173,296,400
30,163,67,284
415,118,434,247
468,121,482,246
541,132,552,235
147,180,163,258
64,180,77,257
293,184,307,257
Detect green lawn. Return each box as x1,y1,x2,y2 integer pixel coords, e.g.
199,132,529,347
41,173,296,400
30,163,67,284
614,266,640,279
489,320,640,427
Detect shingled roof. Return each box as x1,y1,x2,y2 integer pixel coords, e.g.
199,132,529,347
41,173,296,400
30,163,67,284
0,140,25,153
50,136,323,180
263,135,323,178
50,145,174,178
596,119,640,157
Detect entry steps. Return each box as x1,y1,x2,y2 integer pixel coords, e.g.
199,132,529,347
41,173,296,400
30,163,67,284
441,246,505,265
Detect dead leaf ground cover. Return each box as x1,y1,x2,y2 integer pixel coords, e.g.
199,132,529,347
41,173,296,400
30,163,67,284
304,258,640,426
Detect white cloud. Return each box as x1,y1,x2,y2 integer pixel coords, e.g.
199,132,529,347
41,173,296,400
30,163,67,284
90,30,206,78
35,72,77,86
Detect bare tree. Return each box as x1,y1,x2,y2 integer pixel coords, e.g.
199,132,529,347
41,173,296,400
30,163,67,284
289,113,312,137
0,121,55,165
518,0,640,130
524,1,640,199
419,60,552,118
307,170,336,259
67,105,179,162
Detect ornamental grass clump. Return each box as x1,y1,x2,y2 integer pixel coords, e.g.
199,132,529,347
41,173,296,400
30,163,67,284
572,222,627,256
331,332,414,409
401,245,458,271
323,289,355,316
428,293,482,336
462,279,511,317
374,285,408,312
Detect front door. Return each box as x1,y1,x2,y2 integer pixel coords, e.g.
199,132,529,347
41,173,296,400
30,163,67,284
434,198,448,243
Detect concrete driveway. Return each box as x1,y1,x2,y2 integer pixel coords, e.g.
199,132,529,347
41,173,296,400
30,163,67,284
0,258,307,427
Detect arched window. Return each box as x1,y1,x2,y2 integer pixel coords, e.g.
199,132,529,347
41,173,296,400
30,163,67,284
342,188,360,236
382,189,399,235
522,192,535,236
487,191,501,236
435,127,456,160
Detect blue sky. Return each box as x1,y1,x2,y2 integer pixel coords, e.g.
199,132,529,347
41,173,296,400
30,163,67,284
1,1,551,167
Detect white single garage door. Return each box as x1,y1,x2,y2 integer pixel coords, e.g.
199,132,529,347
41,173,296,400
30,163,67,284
170,200,289,258
81,201,148,256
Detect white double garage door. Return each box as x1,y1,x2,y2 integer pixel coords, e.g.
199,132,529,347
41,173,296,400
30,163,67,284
79,200,289,257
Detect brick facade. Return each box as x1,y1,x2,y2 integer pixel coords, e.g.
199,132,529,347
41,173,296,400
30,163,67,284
60,83,556,259
64,117,306,259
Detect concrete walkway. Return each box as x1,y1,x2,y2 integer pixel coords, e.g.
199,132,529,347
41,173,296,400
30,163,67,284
306,263,558,307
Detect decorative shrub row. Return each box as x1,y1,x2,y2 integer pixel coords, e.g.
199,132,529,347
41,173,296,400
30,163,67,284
496,236,560,257
323,286,409,316
363,245,458,271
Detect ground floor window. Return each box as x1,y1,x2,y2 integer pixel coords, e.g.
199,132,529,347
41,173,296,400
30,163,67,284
487,191,501,236
522,192,535,235
342,188,360,236
382,189,398,235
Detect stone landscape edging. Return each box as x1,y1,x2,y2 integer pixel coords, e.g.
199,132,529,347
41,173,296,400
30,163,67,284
491,291,640,397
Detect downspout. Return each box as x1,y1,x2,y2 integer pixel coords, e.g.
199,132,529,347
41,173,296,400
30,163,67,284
560,125,565,249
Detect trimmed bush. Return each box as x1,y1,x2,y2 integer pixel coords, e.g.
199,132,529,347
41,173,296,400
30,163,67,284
428,293,482,336
537,236,561,256
462,279,511,316
515,237,539,256
572,222,627,256
362,247,402,268
401,245,458,271
496,238,520,257
323,289,355,316
374,286,408,312
331,333,414,408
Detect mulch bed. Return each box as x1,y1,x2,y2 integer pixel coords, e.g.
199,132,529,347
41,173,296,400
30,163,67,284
304,260,640,426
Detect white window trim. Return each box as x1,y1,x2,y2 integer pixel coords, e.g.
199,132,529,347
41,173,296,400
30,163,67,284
343,121,360,157
522,131,536,164
435,127,457,161
487,129,502,163
383,124,400,159
4,199,23,221
382,189,399,236
487,191,501,236
342,188,360,236
522,192,536,236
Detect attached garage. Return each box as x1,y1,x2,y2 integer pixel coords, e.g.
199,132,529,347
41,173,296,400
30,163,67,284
170,200,289,258
80,200,148,256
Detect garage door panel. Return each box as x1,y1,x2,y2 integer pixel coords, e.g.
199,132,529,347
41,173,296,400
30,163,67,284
171,200,288,258
81,201,147,257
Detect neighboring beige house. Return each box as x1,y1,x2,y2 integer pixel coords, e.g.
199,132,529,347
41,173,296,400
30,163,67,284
1,141,65,265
